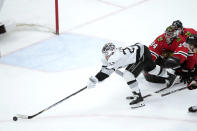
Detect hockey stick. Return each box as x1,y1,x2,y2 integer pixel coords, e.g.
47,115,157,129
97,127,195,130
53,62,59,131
13,86,87,121
142,86,186,99
161,86,186,97
142,86,170,99
125,85,170,99
115,70,171,99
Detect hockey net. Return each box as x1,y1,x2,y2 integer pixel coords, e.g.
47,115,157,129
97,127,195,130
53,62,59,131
0,0,59,34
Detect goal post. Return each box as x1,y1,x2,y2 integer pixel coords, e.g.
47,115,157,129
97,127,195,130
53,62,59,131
55,0,59,35
0,0,60,35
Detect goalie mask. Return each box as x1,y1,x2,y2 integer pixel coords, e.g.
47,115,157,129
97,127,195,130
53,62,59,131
165,25,177,44
102,43,116,60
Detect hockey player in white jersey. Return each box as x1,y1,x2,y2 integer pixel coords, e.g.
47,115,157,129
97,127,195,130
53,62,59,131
87,43,176,108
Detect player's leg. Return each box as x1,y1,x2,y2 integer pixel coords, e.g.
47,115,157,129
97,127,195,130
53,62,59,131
143,46,178,88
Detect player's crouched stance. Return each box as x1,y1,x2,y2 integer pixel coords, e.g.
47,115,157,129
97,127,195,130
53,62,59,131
87,43,173,108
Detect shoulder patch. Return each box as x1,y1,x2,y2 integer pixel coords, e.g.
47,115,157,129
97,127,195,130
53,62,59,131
185,31,191,37
176,37,181,42
157,37,163,42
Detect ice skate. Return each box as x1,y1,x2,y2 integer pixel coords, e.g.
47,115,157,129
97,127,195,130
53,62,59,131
129,91,145,109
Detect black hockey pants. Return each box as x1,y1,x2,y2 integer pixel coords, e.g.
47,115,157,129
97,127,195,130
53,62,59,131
126,45,156,77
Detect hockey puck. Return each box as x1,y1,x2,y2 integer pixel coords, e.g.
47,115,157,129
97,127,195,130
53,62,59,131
13,116,18,121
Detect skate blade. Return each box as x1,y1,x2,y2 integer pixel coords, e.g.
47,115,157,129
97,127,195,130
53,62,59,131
126,96,134,100
131,103,145,109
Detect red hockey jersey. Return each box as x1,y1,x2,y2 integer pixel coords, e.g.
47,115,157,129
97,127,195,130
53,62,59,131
180,28,197,41
184,53,197,79
149,33,188,64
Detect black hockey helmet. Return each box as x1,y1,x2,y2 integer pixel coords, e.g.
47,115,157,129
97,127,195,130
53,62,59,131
186,34,197,48
172,20,183,29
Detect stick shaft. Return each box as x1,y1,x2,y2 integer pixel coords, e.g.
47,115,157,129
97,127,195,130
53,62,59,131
161,87,186,97
17,86,87,119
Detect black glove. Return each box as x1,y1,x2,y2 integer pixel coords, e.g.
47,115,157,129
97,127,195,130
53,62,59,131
178,68,193,84
163,56,180,69
180,72,192,84
188,85,197,90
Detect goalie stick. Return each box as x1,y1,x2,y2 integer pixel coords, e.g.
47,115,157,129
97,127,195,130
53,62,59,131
13,86,87,121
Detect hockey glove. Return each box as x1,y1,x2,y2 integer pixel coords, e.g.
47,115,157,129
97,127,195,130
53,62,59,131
163,56,180,69
187,80,197,90
178,69,194,84
87,76,98,89
180,72,192,84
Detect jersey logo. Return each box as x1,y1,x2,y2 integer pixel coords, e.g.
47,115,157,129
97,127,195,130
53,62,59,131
157,37,163,42
176,37,181,42
185,31,191,37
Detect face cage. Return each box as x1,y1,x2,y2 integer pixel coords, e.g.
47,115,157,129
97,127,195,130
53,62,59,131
165,33,175,44
102,49,115,57
102,44,115,56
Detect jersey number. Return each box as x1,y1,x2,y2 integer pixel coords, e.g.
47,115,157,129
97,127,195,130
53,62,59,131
151,42,158,49
122,47,134,55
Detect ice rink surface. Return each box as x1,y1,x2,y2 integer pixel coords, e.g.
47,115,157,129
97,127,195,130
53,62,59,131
0,0,197,131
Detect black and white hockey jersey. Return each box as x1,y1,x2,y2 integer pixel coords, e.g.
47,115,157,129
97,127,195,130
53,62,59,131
95,43,145,81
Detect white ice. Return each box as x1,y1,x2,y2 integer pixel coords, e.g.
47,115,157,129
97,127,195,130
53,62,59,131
0,0,197,131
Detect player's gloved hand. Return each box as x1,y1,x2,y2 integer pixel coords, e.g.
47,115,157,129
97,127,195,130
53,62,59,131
87,76,98,89
179,69,192,84
187,80,197,90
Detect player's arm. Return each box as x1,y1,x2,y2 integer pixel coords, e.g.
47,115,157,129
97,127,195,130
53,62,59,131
172,42,188,64
87,66,114,89
149,41,161,62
